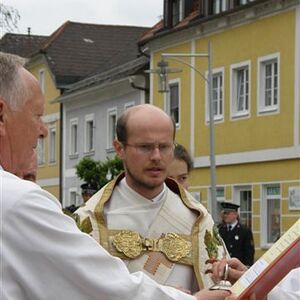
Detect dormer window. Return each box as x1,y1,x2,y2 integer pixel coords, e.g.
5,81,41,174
172,0,182,26
164,0,193,28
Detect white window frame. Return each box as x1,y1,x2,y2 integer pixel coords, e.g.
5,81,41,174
213,0,229,14
261,184,281,248
230,60,251,119
179,0,185,20
206,67,224,123
37,137,45,166
257,53,280,115
233,185,252,229
165,78,180,128
69,118,78,156
107,108,117,149
67,187,78,207
84,113,95,153
48,125,56,164
171,0,184,25
38,69,45,93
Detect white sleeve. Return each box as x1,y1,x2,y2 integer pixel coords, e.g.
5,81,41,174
2,187,196,300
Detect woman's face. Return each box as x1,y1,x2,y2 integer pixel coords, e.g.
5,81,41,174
168,158,189,189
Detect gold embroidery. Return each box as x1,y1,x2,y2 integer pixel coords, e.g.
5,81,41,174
112,230,191,262
72,214,93,234
161,233,191,261
112,230,142,258
81,216,93,234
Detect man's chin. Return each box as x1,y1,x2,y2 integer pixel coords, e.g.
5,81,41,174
146,176,166,188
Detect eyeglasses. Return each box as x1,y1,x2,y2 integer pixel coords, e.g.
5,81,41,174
123,142,175,156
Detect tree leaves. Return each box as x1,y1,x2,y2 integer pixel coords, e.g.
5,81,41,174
75,156,124,189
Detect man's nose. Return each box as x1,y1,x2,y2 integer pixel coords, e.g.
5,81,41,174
40,121,48,138
149,146,162,159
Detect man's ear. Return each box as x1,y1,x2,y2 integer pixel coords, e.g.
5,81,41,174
113,139,124,159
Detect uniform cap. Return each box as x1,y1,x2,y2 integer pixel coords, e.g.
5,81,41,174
81,183,97,195
221,202,240,212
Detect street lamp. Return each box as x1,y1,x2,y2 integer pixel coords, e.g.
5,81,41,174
154,41,217,218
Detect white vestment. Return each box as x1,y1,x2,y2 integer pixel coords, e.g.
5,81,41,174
0,168,196,300
104,179,197,290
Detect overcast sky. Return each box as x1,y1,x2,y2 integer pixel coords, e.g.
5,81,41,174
1,0,163,36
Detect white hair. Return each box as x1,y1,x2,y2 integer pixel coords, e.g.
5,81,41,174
0,51,29,111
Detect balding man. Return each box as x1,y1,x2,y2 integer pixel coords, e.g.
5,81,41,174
75,104,227,293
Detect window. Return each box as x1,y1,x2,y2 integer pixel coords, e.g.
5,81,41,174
69,119,78,156
231,62,250,118
67,188,79,207
258,54,279,114
167,81,180,126
165,0,188,28
216,187,225,200
262,185,281,245
37,138,45,166
84,114,95,153
212,72,223,119
213,0,229,14
171,0,183,26
107,108,117,149
206,69,224,122
48,126,56,164
38,69,45,93
239,190,252,229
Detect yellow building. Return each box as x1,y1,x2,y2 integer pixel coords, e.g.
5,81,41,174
27,57,61,199
140,0,300,258
0,32,61,198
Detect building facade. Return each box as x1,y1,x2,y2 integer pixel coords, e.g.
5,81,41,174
140,0,300,258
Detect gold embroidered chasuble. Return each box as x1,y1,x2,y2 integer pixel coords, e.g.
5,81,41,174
74,173,222,290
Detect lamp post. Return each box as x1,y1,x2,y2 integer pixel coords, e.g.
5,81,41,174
155,41,217,217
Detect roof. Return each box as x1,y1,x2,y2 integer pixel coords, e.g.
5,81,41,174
36,21,149,86
0,33,48,57
57,55,149,102
139,0,266,45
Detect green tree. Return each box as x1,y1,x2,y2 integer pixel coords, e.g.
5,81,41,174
75,156,124,189
0,3,20,32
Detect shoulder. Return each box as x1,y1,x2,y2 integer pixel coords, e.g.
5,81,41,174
1,169,61,216
238,223,252,231
165,177,209,215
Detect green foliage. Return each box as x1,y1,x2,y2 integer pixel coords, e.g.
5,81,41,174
0,4,20,32
75,156,124,189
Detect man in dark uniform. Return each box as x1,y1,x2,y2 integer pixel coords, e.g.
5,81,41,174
218,202,255,266
64,183,97,214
